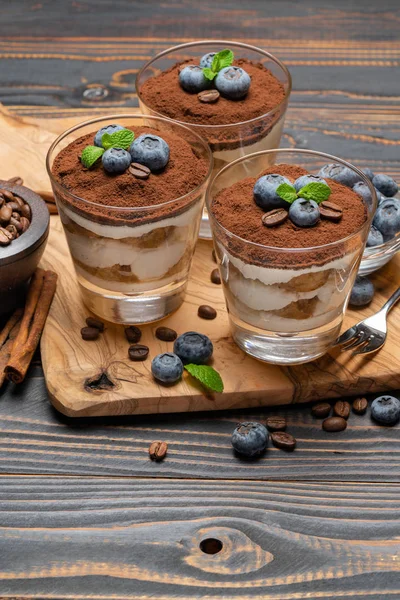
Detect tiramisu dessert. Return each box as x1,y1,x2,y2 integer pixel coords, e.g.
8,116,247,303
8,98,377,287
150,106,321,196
209,155,374,363
49,117,211,323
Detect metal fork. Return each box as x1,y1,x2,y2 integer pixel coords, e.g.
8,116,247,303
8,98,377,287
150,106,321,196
335,286,400,355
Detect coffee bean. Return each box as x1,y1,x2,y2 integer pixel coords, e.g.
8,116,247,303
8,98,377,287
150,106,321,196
271,431,296,451
262,208,288,227
333,400,351,420
7,201,21,213
129,162,151,180
311,402,331,418
0,227,12,246
10,217,22,232
212,249,217,263
322,416,347,432
198,305,217,320
211,268,221,284
0,197,4,208
14,196,25,209
11,211,21,222
5,224,18,239
125,325,142,343
20,203,31,220
353,397,368,415
156,326,177,341
0,189,15,202
149,441,168,461
0,204,12,225
266,416,287,432
320,201,343,222
128,344,149,361
198,89,220,103
86,317,104,332
81,326,99,341
19,216,30,233
7,176,23,186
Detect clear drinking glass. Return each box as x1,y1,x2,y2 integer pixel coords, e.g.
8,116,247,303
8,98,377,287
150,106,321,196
136,40,291,239
206,149,377,365
46,114,212,324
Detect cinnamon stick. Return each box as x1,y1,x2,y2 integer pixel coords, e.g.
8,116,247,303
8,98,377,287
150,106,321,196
5,269,57,384
0,310,22,388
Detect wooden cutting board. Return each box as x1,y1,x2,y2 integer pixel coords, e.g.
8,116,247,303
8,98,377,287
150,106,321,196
1,107,400,417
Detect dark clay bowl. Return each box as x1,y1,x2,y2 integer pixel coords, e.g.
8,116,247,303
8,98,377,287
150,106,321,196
0,183,49,316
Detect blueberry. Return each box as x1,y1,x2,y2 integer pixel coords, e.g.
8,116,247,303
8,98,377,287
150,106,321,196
173,331,213,365
363,167,375,181
231,422,269,457
215,66,251,99
253,174,292,211
372,174,398,198
366,225,384,247
101,148,131,173
293,174,327,192
318,163,361,188
200,52,216,69
349,275,374,306
289,198,320,227
151,352,183,384
375,188,386,204
353,181,373,208
373,199,400,240
129,134,170,172
94,124,124,148
371,395,400,425
179,65,210,93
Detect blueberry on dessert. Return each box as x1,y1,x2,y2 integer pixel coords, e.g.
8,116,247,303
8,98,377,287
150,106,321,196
293,174,327,192
289,198,320,227
200,52,217,69
94,123,124,147
102,148,132,174
129,134,170,171
214,66,251,99
253,174,292,211
179,65,210,93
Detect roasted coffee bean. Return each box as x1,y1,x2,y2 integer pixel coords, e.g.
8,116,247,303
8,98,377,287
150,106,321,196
81,326,100,341
129,162,151,179
7,176,23,186
0,196,4,208
149,441,168,461
320,201,343,222
14,196,25,209
0,189,15,202
11,211,21,221
266,416,287,432
125,325,142,343
10,217,22,232
19,217,30,233
155,326,177,341
0,227,12,246
271,431,296,451
86,317,104,332
5,224,18,239
211,268,221,284
128,344,149,361
353,397,368,415
198,305,217,320
333,400,351,420
322,416,347,432
262,208,288,227
7,201,21,213
311,402,331,418
198,89,220,103
21,204,31,221
0,204,12,225
212,248,217,263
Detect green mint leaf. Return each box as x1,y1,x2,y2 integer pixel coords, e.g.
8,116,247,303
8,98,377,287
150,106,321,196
80,145,104,169
276,183,298,204
202,67,217,81
211,49,234,73
101,132,113,150
184,364,224,393
101,128,134,150
298,182,331,204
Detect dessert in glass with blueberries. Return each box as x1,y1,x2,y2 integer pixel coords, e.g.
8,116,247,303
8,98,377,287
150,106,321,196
46,115,212,324
207,149,376,365
137,41,291,238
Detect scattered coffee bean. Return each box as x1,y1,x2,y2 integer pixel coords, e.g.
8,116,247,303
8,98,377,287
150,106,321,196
198,89,220,103
7,176,23,186
211,268,221,284
81,326,100,341
86,317,104,332
129,162,151,180
320,201,343,222
311,402,331,418
156,326,177,341
266,416,287,432
0,189,15,202
0,227,12,246
353,397,368,415
124,325,142,343
128,344,149,361
198,305,217,320
333,400,351,420
149,441,168,461
322,416,347,432
0,204,12,225
271,431,296,451
262,208,288,227
20,216,30,233
5,224,18,239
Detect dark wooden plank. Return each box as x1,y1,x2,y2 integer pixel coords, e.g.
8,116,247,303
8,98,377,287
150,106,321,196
0,475,398,599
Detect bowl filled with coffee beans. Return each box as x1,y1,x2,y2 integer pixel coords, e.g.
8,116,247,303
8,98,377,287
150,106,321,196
0,180,50,315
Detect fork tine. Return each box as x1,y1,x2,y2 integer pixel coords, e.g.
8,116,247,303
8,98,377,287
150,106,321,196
335,327,357,347
342,329,370,351
351,338,370,354
340,331,363,350
353,341,383,356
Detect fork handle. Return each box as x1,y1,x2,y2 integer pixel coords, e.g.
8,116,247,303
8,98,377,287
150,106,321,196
381,286,400,315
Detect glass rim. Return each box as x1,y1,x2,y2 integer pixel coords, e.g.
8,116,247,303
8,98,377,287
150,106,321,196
136,39,292,130
207,147,377,252
46,113,214,212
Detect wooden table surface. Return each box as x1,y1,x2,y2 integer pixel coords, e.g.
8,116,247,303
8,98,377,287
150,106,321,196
1,1,400,598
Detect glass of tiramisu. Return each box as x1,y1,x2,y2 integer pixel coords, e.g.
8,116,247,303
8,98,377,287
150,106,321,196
207,149,377,365
136,40,291,238
46,114,212,324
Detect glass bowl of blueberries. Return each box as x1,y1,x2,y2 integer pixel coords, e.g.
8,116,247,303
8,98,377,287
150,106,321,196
316,164,400,276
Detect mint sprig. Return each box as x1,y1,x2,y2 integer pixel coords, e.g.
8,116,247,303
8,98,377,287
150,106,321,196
276,181,331,205
80,127,135,169
184,364,224,393
276,183,298,204
81,145,104,169
202,48,234,80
